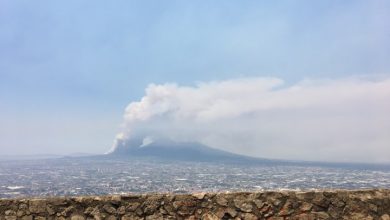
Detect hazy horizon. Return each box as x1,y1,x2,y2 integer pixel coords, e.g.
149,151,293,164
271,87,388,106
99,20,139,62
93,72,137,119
1,1,390,164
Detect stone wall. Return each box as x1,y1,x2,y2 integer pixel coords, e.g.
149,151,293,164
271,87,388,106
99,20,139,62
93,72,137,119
0,189,389,220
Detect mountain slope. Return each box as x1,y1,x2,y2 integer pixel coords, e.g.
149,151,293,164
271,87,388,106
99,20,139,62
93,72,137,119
108,138,268,163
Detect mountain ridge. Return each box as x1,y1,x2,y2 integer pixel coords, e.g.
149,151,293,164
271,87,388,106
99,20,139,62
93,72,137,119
104,138,390,170
108,138,272,163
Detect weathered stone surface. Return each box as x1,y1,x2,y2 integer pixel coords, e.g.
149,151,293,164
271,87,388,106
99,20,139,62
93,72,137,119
327,205,339,218
201,213,219,220
117,206,126,215
121,214,143,220
0,189,388,220
102,204,116,214
278,200,295,216
346,212,374,220
173,198,197,216
46,205,56,216
381,214,390,220
105,215,116,220
216,207,238,218
300,201,313,212
313,211,330,219
4,211,15,216
16,210,25,217
143,196,162,215
126,202,140,212
241,213,258,220
60,206,75,216
296,191,315,200
20,216,32,220
330,197,345,208
253,199,265,209
313,193,330,208
193,193,206,200
215,194,229,206
110,195,122,204
259,203,272,215
233,196,253,212
145,213,164,220
292,213,315,220
18,203,28,211
51,198,69,206
29,199,46,213
70,215,85,220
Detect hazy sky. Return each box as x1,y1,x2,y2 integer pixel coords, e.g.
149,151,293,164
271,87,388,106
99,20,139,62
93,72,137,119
1,1,389,161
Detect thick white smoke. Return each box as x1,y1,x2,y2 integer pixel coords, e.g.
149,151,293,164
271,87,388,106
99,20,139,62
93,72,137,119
110,77,390,163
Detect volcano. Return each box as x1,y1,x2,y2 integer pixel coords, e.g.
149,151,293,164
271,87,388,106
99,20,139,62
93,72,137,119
108,138,269,163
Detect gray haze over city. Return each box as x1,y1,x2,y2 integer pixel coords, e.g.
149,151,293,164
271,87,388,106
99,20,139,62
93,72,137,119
1,157,389,199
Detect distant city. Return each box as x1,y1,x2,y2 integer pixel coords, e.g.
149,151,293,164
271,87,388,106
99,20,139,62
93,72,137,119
0,157,389,199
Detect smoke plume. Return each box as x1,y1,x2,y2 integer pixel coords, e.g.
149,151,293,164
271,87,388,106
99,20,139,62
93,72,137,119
110,77,390,163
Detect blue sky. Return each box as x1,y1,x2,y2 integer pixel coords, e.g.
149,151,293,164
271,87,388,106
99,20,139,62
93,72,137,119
1,0,389,156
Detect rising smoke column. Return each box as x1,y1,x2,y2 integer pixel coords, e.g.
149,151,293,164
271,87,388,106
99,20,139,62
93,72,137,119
109,77,390,163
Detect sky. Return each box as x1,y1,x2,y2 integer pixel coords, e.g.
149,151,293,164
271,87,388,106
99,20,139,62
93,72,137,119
0,1,389,162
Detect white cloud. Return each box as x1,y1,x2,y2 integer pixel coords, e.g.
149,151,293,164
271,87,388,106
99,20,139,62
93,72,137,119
111,76,390,163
